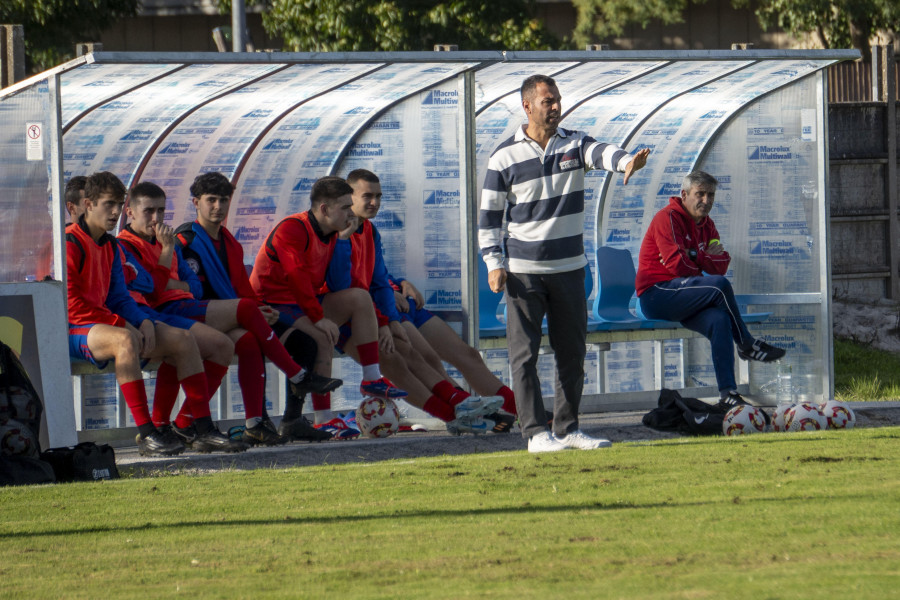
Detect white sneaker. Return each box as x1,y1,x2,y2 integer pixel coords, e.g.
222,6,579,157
528,431,567,453
446,417,490,435
556,430,612,450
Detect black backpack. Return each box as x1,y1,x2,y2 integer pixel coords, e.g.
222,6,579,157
642,388,730,436
0,340,55,485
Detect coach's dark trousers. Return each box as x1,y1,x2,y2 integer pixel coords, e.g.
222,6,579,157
506,268,586,440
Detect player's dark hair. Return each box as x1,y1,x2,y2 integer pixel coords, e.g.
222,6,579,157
681,171,718,193
346,169,380,186
129,181,167,207
65,175,87,207
190,172,234,199
521,74,556,101
84,171,127,204
310,176,353,209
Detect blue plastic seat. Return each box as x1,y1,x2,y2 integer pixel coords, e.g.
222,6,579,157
477,254,507,338
593,246,684,329
595,246,771,327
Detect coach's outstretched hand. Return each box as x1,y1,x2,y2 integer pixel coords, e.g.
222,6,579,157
623,147,651,185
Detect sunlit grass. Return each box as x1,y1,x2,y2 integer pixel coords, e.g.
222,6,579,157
2,427,898,599
834,337,900,401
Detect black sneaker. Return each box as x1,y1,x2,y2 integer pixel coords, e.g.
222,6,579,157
278,415,333,442
243,419,288,446
484,411,516,434
738,340,786,362
192,425,249,454
136,429,185,456
718,391,750,410
172,423,198,448
290,371,343,396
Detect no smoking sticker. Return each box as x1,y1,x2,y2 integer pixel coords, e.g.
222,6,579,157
26,122,43,161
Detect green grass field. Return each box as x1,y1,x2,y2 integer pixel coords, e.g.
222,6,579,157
834,337,900,401
2,427,898,599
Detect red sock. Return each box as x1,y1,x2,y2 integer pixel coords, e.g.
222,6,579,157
311,392,331,411
151,363,180,426
497,385,517,415
180,371,211,419
431,380,457,403
236,298,303,378
175,361,228,428
356,340,379,367
235,332,265,420
121,379,152,427
423,395,455,422
204,360,229,399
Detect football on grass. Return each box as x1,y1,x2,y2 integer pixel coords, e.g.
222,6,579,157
784,402,828,432
819,400,856,429
722,405,767,436
771,404,794,432
356,396,400,438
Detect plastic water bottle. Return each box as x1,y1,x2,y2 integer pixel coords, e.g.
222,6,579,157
776,363,793,405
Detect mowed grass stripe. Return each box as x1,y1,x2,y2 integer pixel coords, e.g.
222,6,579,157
2,427,898,599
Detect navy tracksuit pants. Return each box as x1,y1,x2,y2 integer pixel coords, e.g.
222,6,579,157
638,275,753,393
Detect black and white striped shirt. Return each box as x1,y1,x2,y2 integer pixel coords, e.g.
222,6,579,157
479,126,631,274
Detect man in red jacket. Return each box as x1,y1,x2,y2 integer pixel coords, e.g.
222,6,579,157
635,170,785,406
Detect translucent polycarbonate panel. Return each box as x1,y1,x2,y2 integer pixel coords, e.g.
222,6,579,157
473,60,750,305
699,75,824,294
600,60,835,259
473,61,675,207
473,62,577,111
138,63,381,228
595,62,831,397
560,61,750,275
337,78,464,310
62,63,284,187
60,63,181,127
744,304,828,403
694,75,829,401
231,62,475,261
0,82,55,282
554,61,665,106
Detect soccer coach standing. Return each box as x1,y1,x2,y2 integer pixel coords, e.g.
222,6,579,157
479,74,650,453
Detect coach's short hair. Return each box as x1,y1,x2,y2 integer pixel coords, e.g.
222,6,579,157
521,74,557,101
345,169,380,186
681,171,718,193
190,172,234,199
85,171,127,203
129,181,167,207
310,176,353,209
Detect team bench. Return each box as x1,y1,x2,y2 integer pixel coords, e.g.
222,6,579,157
476,247,771,411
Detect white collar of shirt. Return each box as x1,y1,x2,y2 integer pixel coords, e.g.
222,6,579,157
515,124,569,145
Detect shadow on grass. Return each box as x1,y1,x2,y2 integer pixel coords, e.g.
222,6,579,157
630,428,900,447
0,492,876,540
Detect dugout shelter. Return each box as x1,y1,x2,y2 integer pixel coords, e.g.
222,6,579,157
0,49,857,445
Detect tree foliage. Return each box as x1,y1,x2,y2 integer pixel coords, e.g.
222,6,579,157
572,0,698,46
573,0,899,60
219,0,558,52
732,0,899,61
0,0,139,74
